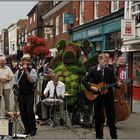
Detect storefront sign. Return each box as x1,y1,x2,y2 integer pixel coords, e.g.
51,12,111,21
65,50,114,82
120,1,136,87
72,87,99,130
73,27,101,41
72,31,86,41
121,44,140,52
121,19,135,40
87,27,102,37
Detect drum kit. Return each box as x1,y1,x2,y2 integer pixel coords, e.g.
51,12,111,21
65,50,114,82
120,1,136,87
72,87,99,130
41,93,73,127
42,98,61,127
46,98,60,105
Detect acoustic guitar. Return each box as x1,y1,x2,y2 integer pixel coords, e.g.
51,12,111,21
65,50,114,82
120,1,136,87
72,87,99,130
85,82,117,101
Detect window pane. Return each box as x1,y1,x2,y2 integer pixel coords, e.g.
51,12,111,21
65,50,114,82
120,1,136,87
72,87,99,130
106,31,121,50
116,31,121,49
80,1,84,25
106,33,115,50
133,53,140,85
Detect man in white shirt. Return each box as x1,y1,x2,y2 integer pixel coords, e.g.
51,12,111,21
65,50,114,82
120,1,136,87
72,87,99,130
0,56,13,114
41,74,65,125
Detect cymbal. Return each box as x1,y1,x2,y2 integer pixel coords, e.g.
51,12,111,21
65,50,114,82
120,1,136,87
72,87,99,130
64,93,73,97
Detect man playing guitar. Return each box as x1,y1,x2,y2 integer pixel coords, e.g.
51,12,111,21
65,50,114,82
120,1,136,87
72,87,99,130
82,53,120,139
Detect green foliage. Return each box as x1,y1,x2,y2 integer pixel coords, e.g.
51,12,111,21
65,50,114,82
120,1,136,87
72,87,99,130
84,53,99,71
66,42,81,59
54,64,65,71
49,55,61,69
69,74,79,81
67,65,86,76
80,40,93,56
55,40,66,51
62,51,76,64
53,40,95,107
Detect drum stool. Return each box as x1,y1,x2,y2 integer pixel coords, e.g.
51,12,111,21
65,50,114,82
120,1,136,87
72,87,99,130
41,99,60,127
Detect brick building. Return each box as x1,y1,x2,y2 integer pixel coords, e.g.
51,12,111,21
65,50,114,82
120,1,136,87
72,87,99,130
1,29,8,55
42,1,124,50
17,19,28,48
27,1,53,38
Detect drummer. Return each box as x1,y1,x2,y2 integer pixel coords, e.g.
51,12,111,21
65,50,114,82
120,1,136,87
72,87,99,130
41,74,65,125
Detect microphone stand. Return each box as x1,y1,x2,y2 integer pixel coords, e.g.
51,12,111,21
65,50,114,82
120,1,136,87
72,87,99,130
100,68,105,133
12,70,25,139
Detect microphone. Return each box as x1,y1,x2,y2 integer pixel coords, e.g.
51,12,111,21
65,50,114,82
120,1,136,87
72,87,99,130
18,65,23,70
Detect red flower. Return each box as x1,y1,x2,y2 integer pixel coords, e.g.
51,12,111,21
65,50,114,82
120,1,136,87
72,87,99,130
23,36,50,58
32,46,50,57
27,36,46,46
22,45,32,54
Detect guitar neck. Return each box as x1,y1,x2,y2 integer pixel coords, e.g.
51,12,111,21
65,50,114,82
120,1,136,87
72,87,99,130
106,83,117,89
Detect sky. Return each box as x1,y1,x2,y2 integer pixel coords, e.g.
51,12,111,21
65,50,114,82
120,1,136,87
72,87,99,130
0,1,37,31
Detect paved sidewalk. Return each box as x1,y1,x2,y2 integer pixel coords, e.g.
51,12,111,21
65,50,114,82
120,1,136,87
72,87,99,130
1,98,140,139
21,100,140,139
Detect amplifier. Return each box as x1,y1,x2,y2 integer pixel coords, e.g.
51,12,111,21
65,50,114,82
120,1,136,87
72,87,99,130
79,113,94,127
0,118,13,136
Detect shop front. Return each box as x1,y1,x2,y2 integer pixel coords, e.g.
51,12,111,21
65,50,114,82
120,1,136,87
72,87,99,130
122,39,140,100
72,8,124,55
72,9,125,80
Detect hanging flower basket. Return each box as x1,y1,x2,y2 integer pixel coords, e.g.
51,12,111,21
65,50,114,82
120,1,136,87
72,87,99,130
32,46,50,58
22,36,50,59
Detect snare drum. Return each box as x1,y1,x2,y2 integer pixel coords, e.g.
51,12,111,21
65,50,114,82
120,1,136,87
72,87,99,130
64,93,73,97
45,98,61,105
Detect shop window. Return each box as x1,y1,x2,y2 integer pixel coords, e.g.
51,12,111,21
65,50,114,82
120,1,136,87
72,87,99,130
94,1,99,19
96,41,101,51
106,31,121,50
133,53,140,85
79,1,85,25
55,16,59,36
111,1,119,13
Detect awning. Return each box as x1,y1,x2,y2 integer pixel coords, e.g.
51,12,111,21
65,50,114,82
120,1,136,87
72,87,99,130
121,44,140,52
121,37,140,52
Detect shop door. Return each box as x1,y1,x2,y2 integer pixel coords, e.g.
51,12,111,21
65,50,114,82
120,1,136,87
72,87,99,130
132,52,140,99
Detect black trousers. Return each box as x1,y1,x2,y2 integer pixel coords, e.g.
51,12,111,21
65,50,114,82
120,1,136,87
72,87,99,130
18,93,36,132
94,94,117,139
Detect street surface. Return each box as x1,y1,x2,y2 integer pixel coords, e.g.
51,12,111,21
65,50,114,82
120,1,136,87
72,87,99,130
0,78,140,139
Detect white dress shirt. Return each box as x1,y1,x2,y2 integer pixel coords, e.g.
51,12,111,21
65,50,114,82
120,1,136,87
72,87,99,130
43,80,65,98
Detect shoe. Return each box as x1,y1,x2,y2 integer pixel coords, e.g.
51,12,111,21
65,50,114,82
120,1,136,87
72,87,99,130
59,118,64,126
30,128,37,136
24,130,31,135
30,131,36,136
96,137,103,139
